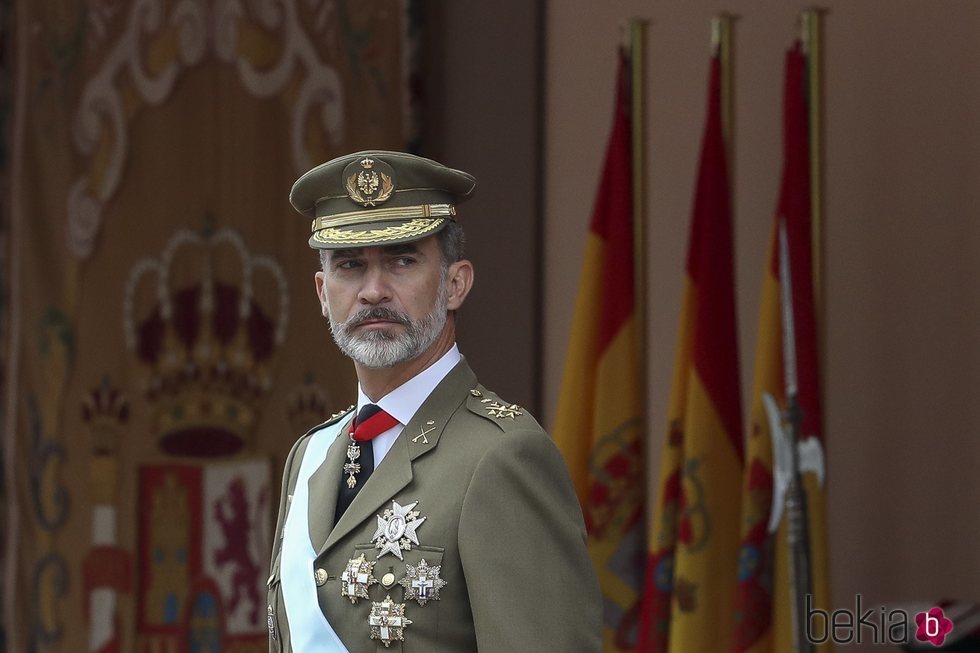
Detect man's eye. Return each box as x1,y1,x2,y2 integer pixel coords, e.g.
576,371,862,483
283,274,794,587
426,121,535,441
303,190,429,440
393,257,416,267
336,259,362,270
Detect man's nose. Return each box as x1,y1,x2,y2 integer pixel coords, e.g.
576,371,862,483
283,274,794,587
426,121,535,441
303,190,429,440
358,266,392,305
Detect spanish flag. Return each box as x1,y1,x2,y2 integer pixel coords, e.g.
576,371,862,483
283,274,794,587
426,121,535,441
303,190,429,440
729,43,830,653
637,54,743,652
553,50,646,652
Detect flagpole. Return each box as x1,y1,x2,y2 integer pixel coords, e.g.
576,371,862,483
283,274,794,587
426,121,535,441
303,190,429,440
801,10,826,451
778,224,815,653
782,29,818,648
629,18,648,422
801,9,824,323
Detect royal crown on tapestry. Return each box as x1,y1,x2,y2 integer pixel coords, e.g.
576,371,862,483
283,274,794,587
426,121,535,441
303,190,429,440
124,228,288,457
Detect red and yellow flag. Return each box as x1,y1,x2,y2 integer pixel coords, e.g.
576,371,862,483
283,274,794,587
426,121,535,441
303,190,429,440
553,50,646,652
729,43,830,653
637,54,744,652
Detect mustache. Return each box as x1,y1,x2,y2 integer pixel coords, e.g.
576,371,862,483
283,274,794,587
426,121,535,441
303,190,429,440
345,307,410,328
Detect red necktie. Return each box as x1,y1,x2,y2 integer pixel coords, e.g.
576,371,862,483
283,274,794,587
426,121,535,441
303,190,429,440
350,404,398,442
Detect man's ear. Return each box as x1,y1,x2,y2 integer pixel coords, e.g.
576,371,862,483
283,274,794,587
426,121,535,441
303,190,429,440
446,259,474,311
314,271,330,318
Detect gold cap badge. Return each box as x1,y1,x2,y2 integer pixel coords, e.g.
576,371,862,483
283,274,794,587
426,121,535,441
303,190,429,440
343,157,396,207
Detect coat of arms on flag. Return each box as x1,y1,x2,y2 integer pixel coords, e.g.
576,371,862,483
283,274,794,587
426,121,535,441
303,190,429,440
137,460,271,652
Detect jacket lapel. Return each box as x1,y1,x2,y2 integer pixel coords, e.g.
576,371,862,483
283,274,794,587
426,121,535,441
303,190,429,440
316,359,478,557
307,417,352,553
320,429,414,554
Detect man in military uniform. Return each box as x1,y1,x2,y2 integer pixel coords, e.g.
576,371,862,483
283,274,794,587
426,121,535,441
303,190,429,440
267,151,601,652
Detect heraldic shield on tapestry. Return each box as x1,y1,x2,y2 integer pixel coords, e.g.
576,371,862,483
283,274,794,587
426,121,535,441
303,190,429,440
4,1,410,651
137,461,271,652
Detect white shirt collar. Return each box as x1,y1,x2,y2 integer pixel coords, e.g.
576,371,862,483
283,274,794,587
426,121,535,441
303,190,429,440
356,344,462,426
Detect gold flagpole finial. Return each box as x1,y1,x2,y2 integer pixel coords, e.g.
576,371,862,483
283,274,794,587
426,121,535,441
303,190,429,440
711,14,737,180
800,6,828,55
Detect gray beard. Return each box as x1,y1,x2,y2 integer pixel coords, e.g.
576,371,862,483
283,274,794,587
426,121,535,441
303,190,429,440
328,276,449,369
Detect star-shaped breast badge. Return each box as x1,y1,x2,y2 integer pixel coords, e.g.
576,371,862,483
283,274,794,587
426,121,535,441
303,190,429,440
399,558,447,606
368,595,412,647
340,553,378,603
371,500,426,560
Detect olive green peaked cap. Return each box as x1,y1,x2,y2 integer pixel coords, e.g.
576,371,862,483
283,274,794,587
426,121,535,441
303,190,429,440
290,150,477,249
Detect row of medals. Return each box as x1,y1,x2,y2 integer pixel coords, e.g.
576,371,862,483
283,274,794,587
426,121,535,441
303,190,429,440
322,394,522,645
326,499,445,647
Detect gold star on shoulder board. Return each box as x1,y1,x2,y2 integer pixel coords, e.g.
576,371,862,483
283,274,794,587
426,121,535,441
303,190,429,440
482,400,524,419
330,404,355,420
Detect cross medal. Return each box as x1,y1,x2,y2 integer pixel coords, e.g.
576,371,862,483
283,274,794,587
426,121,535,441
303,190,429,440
344,438,362,489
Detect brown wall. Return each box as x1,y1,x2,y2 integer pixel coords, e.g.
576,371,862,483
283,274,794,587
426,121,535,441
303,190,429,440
544,1,980,648
424,0,544,411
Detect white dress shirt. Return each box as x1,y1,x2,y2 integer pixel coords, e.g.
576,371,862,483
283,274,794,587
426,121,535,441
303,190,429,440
356,344,462,465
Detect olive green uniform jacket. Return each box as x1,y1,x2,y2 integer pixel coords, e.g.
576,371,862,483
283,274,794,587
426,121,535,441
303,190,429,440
267,360,601,652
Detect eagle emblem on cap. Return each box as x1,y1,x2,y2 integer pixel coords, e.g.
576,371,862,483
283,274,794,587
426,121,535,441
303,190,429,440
345,157,395,207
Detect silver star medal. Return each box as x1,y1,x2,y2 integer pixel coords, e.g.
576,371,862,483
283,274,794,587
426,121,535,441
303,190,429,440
399,558,447,606
369,595,412,647
340,553,378,603
372,500,426,560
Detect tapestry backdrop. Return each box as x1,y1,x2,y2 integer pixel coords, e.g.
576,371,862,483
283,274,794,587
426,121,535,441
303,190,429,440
4,1,411,651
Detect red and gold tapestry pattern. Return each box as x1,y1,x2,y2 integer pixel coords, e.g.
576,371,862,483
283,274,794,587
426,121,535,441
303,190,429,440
5,1,409,651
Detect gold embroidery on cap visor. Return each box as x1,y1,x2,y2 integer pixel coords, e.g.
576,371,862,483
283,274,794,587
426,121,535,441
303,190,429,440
311,218,448,246
312,204,456,231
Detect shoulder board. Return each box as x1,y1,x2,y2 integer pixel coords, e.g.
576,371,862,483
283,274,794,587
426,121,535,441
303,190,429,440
302,404,355,436
464,385,528,432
